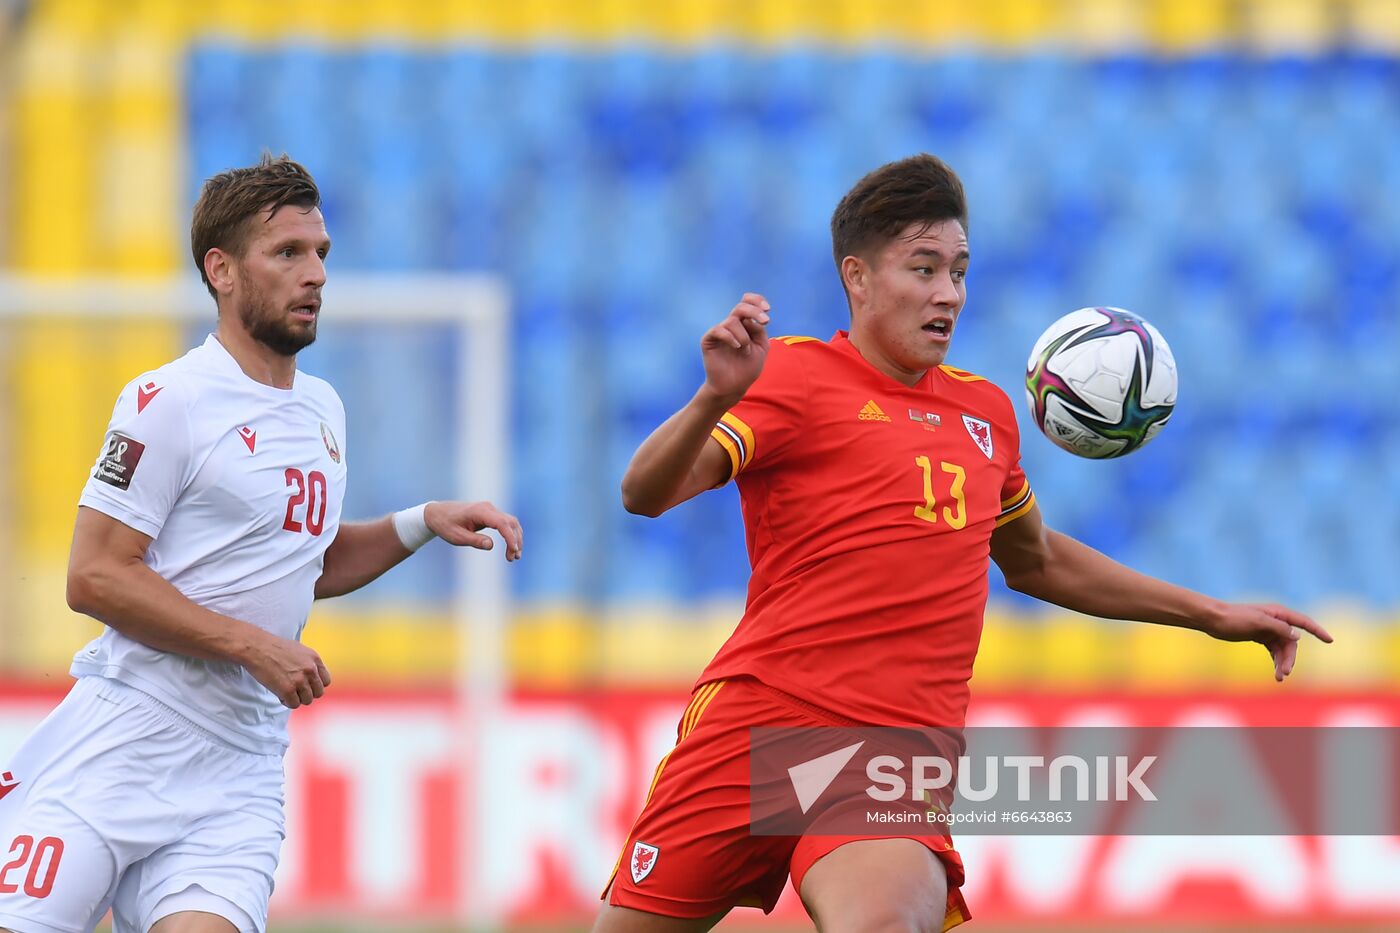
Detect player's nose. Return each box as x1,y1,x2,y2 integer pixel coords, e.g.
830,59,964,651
930,270,960,307
303,254,327,288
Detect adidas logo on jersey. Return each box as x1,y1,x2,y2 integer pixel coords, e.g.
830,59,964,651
858,400,891,422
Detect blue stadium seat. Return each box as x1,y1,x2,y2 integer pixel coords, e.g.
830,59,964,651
511,52,586,143
260,47,340,167
753,50,824,135
998,53,1073,137
1161,55,1236,133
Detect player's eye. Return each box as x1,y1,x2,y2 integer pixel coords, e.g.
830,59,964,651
914,266,933,275
952,268,967,282
279,247,295,258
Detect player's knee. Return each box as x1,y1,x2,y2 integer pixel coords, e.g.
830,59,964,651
801,839,948,933
148,910,242,933
592,904,721,933
803,864,947,933
814,905,942,933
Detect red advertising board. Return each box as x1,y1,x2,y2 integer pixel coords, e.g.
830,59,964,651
1,685,1398,925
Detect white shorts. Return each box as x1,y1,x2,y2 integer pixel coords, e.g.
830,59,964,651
0,677,284,933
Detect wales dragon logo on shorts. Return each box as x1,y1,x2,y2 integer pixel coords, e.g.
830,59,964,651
630,841,659,884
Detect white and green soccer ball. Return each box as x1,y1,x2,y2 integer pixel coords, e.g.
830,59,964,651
1025,307,1178,459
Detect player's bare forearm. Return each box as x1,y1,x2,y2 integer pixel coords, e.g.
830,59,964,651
317,501,523,598
998,523,1223,631
68,507,280,666
621,386,735,516
70,508,330,707
991,502,1331,680
69,556,268,663
315,517,412,599
622,294,772,516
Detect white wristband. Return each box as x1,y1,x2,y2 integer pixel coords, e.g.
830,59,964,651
392,503,435,552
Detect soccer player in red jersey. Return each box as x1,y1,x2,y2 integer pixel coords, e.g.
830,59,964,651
595,154,1331,933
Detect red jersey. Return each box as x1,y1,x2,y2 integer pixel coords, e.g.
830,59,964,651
701,331,1036,729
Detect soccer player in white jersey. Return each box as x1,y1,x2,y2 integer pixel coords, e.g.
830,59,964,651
0,155,523,933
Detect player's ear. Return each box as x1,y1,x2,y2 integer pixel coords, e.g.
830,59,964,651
840,254,867,303
204,248,236,299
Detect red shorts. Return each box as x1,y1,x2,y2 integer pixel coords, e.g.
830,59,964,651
604,677,970,929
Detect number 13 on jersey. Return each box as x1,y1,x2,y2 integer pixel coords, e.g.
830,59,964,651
913,456,967,530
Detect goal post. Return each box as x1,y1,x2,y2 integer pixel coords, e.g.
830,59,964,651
0,272,510,925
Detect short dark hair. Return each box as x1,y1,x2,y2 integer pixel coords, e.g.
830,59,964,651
191,153,321,298
830,154,968,278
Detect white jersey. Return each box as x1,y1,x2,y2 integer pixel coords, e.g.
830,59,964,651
74,334,347,754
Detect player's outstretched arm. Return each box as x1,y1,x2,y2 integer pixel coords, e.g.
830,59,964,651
989,503,1333,682
68,506,332,708
314,500,522,599
621,293,771,517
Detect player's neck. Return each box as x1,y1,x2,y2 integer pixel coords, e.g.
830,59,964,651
214,320,297,390
847,329,924,387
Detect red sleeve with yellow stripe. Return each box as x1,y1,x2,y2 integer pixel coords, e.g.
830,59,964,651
995,412,1036,528
997,475,1036,526
709,337,813,484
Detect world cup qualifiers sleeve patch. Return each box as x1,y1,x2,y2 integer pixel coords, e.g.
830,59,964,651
94,432,147,490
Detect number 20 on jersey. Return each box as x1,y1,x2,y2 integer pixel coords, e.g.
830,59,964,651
283,468,328,536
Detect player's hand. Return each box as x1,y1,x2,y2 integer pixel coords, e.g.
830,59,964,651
1205,603,1333,682
700,293,771,406
425,500,523,561
243,633,332,709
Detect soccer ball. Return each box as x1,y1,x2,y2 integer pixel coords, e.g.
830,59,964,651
1024,307,1177,459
